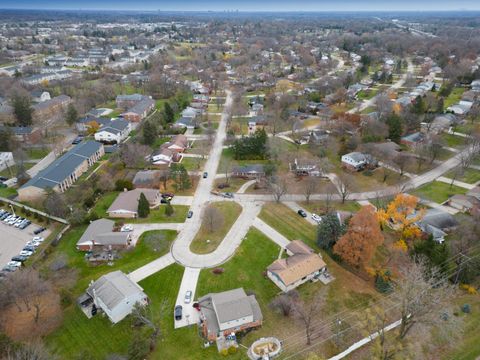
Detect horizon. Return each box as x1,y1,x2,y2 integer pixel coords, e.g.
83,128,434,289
0,0,479,12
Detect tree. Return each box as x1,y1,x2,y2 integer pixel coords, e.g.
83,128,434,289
65,103,78,126
137,193,150,218
164,203,174,217
396,257,456,339
0,127,13,151
43,190,68,218
333,205,384,270
204,204,224,233
393,153,410,177
303,176,318,204
115,179,133,191
267,175,288,203
120,143,150,168
142,120,157,146
377,194,424,243
169,163,191,191
232,129,268,160
163,102,175,123
335,173,353,204
386,114,403,143
293,289,326,345
269,290,299,317
11,93,33,126
317,212,345,250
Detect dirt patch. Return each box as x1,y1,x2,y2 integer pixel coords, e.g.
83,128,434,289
0,292,63,341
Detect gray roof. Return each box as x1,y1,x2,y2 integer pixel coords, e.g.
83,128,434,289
418,208,459,230
107,188,159,214
22,141,103,190
77,218,114,246
175,116,196,127
116,94,144,102
87,270,145,311
98,119,130,135
126,98,154,115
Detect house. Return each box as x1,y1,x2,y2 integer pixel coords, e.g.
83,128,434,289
174,116,197,129
309,130,329,145
248,115,267,135
76,116,112,133
447,194,480,213
400,132,425,147
107,188,161,218
267,240,327,292
0,126,42,144
83,270,148,323
289,158,321,176
447,101,473,115
0,152,14,172
151,147,182,168
416,208,459,243
341,152,371,171
33,95,72,124
467,186,480,200
425,114,459,134
165,134,189,152
87,108,113,117
198,288,263,342
121,97,155,122
231,165,265,179
18,141,104,201
30,90,51,103
94,119,131,144
76,219,131,251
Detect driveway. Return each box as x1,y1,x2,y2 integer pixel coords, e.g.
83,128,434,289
174,267,201,329
128,253,175,283
283,201,319,226
252,217,290,248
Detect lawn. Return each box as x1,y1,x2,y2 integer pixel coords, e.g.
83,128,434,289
411,181,468,204
181,156,206,171
126,205,189,224
218,147,270,173
190,202,242,254
259,202,317,249
357,88,378,100
444,87,466,110
300,200,361,215
213,177,251,193
441,133,466,148
26,147,50,159
0,186,18,198
446,168,480,184
0,163,34,178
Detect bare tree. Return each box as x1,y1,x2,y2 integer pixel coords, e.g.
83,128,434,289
293,290,326,345
132,300,165,350
203,204,224,233
303,176,318,204
393,153,410,177
396,257,456,339
269,290,299,317
5,341,55,360
267,175,289,203
334,174,353,204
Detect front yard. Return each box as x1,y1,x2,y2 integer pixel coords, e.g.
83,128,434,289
411,181,468,204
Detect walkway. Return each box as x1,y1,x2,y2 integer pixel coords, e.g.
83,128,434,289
252,217,290,248
128,253,176,283
237,179,256,194
436,176,476,190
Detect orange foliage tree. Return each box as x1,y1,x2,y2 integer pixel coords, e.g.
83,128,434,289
86,120,100,135
377,193,425,243
333,205,384,270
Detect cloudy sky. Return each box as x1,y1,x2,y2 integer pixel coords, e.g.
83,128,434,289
0,0,478,11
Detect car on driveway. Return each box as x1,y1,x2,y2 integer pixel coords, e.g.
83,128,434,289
187,211,193,219
174,305,183,320
121,225,133,232
297,209,307,217
184,290,193,304
223,192,234,198
311,213,322,223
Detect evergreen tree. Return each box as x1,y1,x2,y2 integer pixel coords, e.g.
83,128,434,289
65,103,78,126
317,212,344,250
0,127,13,151
386,114,403,143
137,192,150,218
164,203,174,217
12,93,33,126
142,120,157,145
163,102,175,123
412,95,426,114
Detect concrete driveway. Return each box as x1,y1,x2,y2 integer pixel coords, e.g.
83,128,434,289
252,217,290,248
283,201,319,226
128,253,175,283
174,267,201,329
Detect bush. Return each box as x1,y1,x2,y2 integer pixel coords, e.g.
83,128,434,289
220,349,228,356
212,267,224,275
115,179,133,191
164,203,174,217
228,346,237,354
60,288,73,308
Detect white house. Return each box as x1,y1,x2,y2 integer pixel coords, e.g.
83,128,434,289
94,119,131,144
341,152,369,171
86,270,148,323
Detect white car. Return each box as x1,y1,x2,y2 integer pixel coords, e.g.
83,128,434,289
26,241,40,248
311,213,322,223
7,261,22,268
184,290,193,304
120,225,133,232
32,236,44,242
19,250,33,257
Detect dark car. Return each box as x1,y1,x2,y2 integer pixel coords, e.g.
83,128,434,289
23,246,35,252
160,198,169,204
174,305,183,320
203,172,208,178
33,227,46,235
297,209,307,218
0,176,8,182
0,212,10,220
71,137,83,145
187,211,193,219
11,255,28,262
224,192,234,199
162,193,174,199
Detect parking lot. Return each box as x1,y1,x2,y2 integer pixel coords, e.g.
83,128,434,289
0,215,51,268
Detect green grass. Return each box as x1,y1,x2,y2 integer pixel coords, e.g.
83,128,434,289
411,181,468,204
0,186,18,198
446,168,480,184
300,200,361,215
357,88,378,100
0,163,34,178
181,157,206,171
441,133,466,148
26,147,50,159
259,202,318,249
92,191,119,217
190,202,242,254
444,87,466,109
126,205,189,224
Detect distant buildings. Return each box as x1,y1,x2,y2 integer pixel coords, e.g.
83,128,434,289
116,94,155,122
18,141,104,201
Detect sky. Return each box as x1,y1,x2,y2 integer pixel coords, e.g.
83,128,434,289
0,0,479,12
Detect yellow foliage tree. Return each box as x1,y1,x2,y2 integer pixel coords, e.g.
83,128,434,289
377,194,425,242
86,121,100,135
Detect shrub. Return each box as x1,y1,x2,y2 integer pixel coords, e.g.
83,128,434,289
115,179,133,191
212,267,224,275
220,348,228,356
228,346,237,354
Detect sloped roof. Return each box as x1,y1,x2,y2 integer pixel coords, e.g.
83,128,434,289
107,188,159,214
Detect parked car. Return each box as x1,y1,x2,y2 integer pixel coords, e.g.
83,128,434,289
33,236,44,242
160,198,169,204
33,227,46,235
7,261,22,268
25,241,40,248
162,193,174,199
23,246,35,252
311,213,322,223
174,305,183,320
120,225,133,232
223,192,234,198
0,212,10,220
297,209,307,218
184,290,193,304
19,250,34,257
203,172,208,178
2,265,17,273
0,176,8,181
19,221,31,229
187,211,193,219
11,255,28,262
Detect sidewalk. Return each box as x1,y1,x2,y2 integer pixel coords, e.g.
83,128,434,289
128,253,175,283
252,217,290,248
